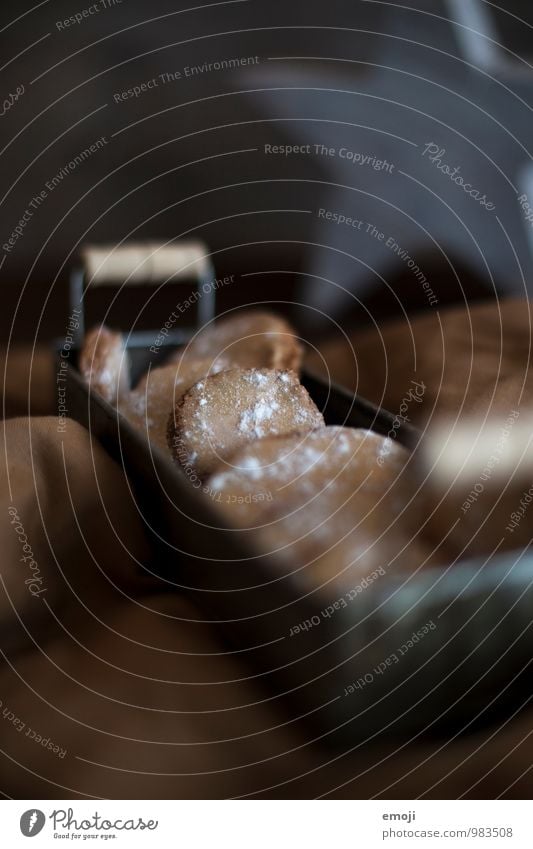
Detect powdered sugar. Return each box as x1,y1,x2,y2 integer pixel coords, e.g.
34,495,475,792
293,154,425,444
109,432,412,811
99,368,113,387
209,473,228,491
377,437,394,459
234,454,264,479
129,392,146,415
240,455,262,471
247,371,269,386
238,400,277,437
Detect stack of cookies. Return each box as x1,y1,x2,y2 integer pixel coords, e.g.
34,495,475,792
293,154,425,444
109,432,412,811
81,311,433,586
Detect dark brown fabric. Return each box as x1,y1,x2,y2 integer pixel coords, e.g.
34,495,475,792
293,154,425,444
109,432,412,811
1,347,55,419
1,417,152,645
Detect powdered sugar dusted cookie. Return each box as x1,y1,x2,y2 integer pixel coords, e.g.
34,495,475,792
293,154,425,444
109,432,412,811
180,310,302,372
207,426,436,583
206,427,404,524
123,356,228,453
169,368,324,478
79,324,130,403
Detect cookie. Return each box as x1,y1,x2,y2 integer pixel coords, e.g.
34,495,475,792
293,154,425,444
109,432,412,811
177,310,302,372
207,427,436,584
123,356,228,453
79,325,130,403
169,368,324,478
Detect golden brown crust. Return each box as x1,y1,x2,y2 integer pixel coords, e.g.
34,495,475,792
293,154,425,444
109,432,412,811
168,368,324,478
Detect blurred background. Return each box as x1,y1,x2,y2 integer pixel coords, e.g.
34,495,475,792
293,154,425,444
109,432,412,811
4,1,533,801
2,0,533,343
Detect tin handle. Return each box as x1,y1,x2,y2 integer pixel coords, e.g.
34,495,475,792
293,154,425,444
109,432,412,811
70,240,216,343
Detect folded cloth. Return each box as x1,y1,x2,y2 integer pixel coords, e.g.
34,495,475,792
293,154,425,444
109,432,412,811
2,589,533,800
0,592,322,799
0,417,153,651
2,298,533,799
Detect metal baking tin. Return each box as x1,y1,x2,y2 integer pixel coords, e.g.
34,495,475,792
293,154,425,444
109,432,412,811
60,343,533,747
